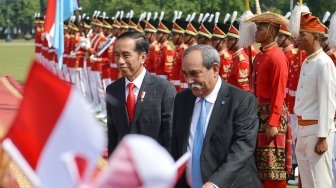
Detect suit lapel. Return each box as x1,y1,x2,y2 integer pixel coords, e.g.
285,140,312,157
131,72,153,127
182,90,196,152
204,81,230,144
116,79,130,131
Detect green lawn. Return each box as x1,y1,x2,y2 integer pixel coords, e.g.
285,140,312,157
0,39,35,83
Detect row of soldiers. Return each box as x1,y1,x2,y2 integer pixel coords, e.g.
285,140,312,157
32,9,336,130
32,7,336,187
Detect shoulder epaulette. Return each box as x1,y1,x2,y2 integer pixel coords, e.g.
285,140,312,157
154,45,160,51
167,55,174,63
166,44,173,51
291,48,298,55
239,53,245,62
223,51,231,59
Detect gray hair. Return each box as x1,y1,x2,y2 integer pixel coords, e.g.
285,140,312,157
183,45,220,69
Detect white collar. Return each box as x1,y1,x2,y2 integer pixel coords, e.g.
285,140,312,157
306,48,323,61
125,68,147,89
195,77,222,104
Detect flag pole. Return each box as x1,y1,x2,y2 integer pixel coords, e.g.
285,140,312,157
245,0,253,75
255,0,261,14
245,0,250,11
298,0,303,68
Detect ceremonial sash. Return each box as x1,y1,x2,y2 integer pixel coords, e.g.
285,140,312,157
95,37,115,57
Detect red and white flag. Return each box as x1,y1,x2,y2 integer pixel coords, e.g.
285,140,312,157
2,61,106,188
93,135,190,188
44,0,78,69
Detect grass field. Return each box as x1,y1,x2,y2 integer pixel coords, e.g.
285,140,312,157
0,39,35,83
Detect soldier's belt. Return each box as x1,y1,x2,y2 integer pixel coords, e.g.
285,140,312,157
238,78,248,82
288,89,296,97
171,80,180,85
297,116,318,126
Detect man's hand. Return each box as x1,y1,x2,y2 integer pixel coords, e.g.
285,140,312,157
265,125,278,141
203,182,217,188
314,137,328,155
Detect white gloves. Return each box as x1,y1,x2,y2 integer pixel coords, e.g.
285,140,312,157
90,55,98,62
80,37,91,50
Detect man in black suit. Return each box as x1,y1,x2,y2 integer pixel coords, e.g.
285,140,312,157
172,45,261,188
106,31,176,156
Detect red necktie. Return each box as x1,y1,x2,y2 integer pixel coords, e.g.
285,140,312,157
126,83,136,123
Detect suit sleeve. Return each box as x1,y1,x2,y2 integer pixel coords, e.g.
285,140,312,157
209,94,259,187
158,81,176,153
171,94,181,160
106,86,118,157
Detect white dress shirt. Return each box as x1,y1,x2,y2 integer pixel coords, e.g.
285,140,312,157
294,48,336,137
186,78,222,187
125,68,147,101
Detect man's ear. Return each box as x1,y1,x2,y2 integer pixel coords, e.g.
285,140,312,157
212,63,220,76
140,52,147,64
314,33,321,41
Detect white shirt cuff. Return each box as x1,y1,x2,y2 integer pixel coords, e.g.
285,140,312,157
211,182,219,188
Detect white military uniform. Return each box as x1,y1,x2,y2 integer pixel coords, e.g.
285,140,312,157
294,48,336,188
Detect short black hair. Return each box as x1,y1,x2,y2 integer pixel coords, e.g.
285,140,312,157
116,31,149,54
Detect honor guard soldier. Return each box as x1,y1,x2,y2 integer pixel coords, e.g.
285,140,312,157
89,14,106,55
245,12,291,188
34,14,44,61
170,18,189,91
197,13,214,45
156,17,175,79
119,13,129,35
128,14,145,34
277,23,300,132
88,14,112,114
82,15,92,39
144,14,160,73
183,13,199,47
211,12,232,81
67,20,85,94
109,14,122,82
277,16,304,184
226,19,250,92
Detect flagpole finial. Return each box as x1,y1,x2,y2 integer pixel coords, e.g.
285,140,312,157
245,0,250,11
255,0,261,14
